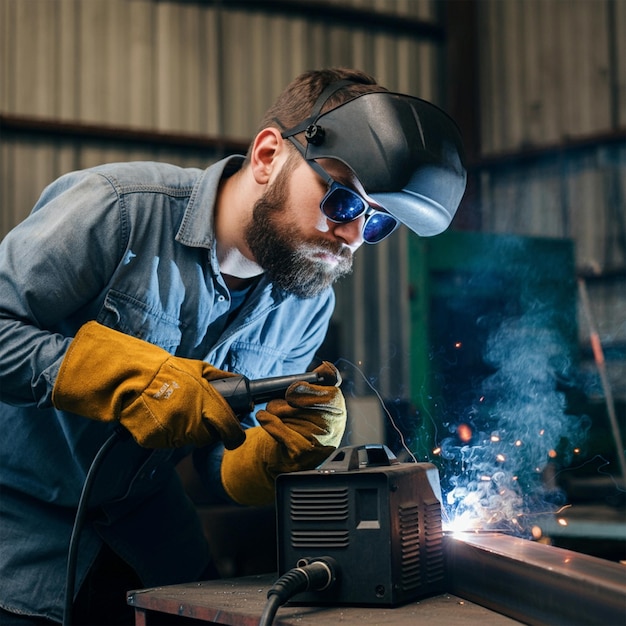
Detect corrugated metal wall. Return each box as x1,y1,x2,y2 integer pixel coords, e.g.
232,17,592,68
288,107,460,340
477,0,625,268
475,0,626,397
1,0,624,400
479,0,625,150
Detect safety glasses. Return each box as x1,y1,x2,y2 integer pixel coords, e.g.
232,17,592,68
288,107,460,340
319,180,399,243
303,156,399,244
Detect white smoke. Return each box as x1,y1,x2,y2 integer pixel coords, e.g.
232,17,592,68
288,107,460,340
441,313,589,536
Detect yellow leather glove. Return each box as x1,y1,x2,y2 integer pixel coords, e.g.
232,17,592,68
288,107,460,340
52,321,245,449
220,361,346,506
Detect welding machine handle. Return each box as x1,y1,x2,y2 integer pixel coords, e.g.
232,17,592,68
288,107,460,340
318,444,399,472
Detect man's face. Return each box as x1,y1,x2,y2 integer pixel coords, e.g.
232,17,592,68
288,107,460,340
245,153,364,298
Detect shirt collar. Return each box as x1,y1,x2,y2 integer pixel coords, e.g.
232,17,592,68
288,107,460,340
175,155,245,249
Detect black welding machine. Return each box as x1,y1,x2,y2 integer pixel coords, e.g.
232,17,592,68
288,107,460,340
275,444,445,607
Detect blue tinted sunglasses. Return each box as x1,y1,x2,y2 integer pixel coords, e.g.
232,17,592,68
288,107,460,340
318,177,399,244
290,144,399,244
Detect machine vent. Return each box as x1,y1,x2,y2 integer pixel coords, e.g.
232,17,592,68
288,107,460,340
424,500,444,583
289,487,349,521
398,504,421,590
291,529,350,549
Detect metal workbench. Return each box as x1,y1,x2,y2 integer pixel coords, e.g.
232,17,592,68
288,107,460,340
128,533,625,625
127,573,519,625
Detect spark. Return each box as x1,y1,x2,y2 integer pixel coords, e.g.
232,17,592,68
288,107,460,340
457,423,473,442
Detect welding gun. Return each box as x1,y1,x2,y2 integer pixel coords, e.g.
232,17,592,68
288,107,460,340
208,369,335,416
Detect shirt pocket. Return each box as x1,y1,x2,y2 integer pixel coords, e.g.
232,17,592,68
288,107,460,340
97,289,182,353
224,340,290,379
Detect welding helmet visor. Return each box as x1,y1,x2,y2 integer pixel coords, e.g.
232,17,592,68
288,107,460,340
281,89,467,237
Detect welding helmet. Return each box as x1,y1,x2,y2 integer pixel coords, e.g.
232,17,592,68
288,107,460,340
280,81,467,237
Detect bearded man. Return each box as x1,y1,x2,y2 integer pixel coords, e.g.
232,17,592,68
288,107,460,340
0,67,465,625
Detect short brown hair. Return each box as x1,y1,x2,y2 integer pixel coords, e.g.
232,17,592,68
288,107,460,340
247,68,388,158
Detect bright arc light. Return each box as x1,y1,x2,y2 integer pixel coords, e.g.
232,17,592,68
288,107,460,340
443,514,483,537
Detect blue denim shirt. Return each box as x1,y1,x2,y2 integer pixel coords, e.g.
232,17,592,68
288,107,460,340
0,156,334,620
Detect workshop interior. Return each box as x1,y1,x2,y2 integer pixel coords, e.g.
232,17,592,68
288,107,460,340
1,1,625,625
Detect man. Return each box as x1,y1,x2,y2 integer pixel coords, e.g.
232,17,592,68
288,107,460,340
0,68,466,624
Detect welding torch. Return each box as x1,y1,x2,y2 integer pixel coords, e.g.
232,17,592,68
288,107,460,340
208,369,335,416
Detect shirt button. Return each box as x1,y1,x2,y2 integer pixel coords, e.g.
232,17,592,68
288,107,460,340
217,295,226,302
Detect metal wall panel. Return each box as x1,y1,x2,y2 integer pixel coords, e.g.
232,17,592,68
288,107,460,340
475,0,625,403
1,0,437,135
480,145,626,269
478,0,620,154
476,0,625,292
617,0,626,127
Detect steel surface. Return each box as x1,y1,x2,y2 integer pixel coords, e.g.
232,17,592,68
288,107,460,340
445,532,626,626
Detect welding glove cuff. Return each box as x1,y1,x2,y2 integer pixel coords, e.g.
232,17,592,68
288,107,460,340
52,321,245,449
220,361,346,506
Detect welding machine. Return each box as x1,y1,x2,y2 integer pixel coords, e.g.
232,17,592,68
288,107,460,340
275,444,445,607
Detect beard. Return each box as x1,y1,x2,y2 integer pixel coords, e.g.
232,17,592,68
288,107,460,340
244,165,354,299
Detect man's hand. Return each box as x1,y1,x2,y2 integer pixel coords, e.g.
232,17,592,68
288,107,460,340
220,361,347,506
52,321,245,449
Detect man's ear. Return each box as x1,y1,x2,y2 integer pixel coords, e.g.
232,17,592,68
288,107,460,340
249,127,287,185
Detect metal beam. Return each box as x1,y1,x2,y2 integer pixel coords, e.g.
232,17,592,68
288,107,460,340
0,114,249,155
445,532,626,626
155,0,446,41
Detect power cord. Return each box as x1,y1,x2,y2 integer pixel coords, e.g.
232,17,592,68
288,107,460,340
259,557,338,626
63,427,127,626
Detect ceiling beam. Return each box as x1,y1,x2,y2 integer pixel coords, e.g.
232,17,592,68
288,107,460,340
155,0,446,41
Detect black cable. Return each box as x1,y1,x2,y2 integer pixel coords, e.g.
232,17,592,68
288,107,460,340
63,428,127,626
60,373,318,625
259,557,338,626
259,594,283,626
